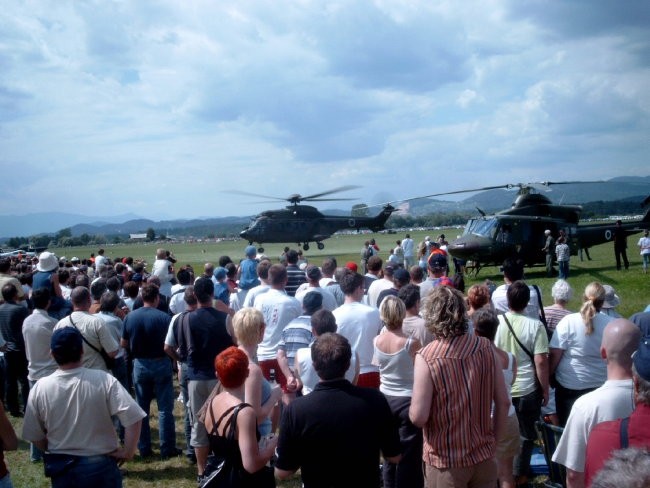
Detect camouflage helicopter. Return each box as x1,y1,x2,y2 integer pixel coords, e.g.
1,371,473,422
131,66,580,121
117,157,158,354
424,181,650,275
231,186,396,251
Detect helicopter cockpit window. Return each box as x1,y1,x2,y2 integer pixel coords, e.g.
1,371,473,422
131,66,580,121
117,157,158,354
471,219,498,238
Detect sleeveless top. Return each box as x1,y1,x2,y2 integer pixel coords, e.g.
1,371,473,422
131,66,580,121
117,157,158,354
374,335,415,397
207,401,262,487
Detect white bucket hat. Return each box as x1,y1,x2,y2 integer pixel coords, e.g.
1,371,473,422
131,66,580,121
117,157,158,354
602,284,620,309
36,252,59,272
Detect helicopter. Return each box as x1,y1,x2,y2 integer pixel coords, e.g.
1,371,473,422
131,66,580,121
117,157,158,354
422,181,650,275
231,186,396,251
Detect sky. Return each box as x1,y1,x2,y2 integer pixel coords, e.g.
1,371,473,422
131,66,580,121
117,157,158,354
1,0,649,221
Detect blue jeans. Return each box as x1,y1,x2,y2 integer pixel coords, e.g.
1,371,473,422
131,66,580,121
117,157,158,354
179,363,193,457
28,379,43,462
0,473,13,488
111,357,129,443
132,358,176,456
51,455,120,488
558,260,569,279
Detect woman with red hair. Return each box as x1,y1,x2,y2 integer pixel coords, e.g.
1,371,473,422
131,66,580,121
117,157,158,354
202,347,276,487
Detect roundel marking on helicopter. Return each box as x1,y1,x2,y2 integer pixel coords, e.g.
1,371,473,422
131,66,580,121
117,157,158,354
605,229,612,241
348,219,356,227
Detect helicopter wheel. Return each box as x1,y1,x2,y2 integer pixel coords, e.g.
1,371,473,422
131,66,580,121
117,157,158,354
303,243,310,251
317,242,325,250
257,247,264,254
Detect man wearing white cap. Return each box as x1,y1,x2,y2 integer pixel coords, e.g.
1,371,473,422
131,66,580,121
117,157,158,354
32,252,71,319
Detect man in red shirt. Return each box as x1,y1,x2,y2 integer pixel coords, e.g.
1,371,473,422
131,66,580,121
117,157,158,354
584,338,650,486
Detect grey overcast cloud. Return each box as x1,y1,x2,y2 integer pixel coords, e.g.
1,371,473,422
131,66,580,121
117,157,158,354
1,1,649,220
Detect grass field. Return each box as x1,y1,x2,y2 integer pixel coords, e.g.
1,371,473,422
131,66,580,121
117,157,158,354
5,230,649,486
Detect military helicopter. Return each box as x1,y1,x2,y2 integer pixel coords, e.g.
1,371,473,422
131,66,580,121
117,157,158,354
423,181,650,275
231,186,396,251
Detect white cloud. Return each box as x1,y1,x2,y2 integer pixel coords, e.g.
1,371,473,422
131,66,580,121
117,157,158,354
0,0,648,225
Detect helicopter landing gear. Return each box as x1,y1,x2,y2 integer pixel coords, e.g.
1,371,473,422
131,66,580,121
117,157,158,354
302,243,310,251
257,247,264,254
317,242,325,250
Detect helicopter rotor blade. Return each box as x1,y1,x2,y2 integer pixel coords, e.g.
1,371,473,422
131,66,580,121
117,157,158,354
224,190,288,202
226,185,360,205
300,185,361,201
302,197,358,202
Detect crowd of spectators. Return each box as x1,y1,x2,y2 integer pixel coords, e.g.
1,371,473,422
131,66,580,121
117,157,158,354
0,236,648,488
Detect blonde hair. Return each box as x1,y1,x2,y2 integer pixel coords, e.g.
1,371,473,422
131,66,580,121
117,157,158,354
232,307,265,347
580,282,605,335
379,296,406,331
422,286,468,338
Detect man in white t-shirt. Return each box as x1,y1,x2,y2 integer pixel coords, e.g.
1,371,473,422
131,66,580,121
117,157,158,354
491,258,542,321
367,261,394,309
242,259,272,308
332,272,382,388
401,234,414,268
295,309,359,394
255,264,302,388
295,265,338,312
552,319,640,488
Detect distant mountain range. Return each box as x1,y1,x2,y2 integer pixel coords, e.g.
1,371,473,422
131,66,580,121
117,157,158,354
1,176,648,239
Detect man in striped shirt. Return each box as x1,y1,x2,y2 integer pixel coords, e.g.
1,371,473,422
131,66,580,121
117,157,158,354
410,286,509,487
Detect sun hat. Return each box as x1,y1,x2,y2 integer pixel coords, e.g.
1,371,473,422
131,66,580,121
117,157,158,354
602,284,620,309
37,252,59,272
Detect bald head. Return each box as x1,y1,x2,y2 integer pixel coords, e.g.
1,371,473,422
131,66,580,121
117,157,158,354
602,319,641,368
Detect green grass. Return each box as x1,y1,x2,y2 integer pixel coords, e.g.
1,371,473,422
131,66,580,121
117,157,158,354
7,230,648,486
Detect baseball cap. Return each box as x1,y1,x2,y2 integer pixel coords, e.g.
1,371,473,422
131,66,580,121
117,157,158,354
245,245,257,258
633,339,650,382
213,267,227,281
345,262,358,272
51,327,83,356
393,268,411,285
428,253,447,270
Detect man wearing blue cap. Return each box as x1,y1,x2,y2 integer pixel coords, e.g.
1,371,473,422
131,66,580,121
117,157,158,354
237,245,260,302
23,327,145,487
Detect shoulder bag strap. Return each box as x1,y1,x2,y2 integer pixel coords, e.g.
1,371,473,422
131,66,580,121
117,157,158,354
502,313,542,391
501,313,535,363
532,284,549,329
619,416,630,448
68,316,101,355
